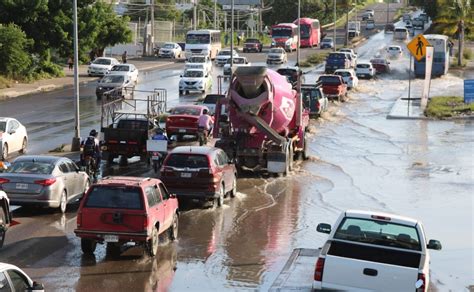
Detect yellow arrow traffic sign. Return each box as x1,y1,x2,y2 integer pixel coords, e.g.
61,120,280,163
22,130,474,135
407,34,432,61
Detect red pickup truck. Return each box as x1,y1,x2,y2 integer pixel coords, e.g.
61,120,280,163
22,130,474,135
317,75,348,102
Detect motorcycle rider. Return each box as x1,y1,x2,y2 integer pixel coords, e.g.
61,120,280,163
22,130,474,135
81,129,101,171
197,108,214,141
151,128,168,141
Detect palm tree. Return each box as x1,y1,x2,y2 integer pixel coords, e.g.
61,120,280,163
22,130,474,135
433,0,474,66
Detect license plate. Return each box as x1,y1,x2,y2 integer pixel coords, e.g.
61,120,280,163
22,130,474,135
179,129,186,133
151,156,160,160
104,235,119,242
16,183,28,190
180,172,192,178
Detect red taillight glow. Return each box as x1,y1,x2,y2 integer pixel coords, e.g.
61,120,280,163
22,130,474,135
77,212,82,227
0,178,10,184
128,141,138,145
371,215,391,221
143,215,149,229
108,140,118,144
314,257,325,281
34,178,56,186
416,273,426,292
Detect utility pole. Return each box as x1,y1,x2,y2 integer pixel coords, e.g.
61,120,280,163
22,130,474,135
150,0,154,55
230,0,234,68
71,0,81,151
296,0,301,66
345,7,349,46
143,8,148,56
224,11,227,32
214,0,217,29
386,0,389,25
296,0,302,129
333,0,336,52
193,0,198,30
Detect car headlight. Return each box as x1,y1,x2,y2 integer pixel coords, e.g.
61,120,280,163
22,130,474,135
97,86,103,90
271,41,275,46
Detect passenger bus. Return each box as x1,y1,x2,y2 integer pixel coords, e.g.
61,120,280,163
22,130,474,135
184,30,221,60
414,34,451,77
271,23,299,52
293,18,321,47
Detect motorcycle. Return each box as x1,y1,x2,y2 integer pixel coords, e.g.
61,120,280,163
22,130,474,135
82,154,98,178
150,151,165,173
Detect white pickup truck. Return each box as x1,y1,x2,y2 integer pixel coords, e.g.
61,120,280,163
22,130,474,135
271,210,442,292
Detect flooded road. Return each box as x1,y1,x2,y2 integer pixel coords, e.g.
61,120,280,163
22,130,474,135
1,10,473,292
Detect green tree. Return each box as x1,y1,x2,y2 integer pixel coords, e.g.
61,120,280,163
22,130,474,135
433,0,474,66
0,23,32,78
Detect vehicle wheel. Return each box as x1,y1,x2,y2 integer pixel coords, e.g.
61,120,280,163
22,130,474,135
215,184,225,207
168,214,178,241
202,90,205,94
288,144,294,172
229,176,237,198
1,143,7,161
0,207,6,248
179,90,183,95
146,226,159,257
81,238,97,254
19,137,27,154
58,190,67,213
185,90,189,95
106,242,121,256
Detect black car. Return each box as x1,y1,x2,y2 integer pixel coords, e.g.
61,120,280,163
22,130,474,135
243,38,263,53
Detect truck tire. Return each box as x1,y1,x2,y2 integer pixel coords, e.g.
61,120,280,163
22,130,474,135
106,243,121,257
215,184,225,207
168,214,179,241
146,226,159,257
81,238,97,254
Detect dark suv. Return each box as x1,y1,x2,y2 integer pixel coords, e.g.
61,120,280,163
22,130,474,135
243,38,263,53
74,176,179,257
160,146,237,207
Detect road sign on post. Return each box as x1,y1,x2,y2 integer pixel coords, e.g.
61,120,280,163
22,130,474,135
407,34,431,61
465,80,474,104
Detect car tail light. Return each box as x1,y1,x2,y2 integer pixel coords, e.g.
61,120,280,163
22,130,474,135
371,215,391,221
34,178,56,186
77,212,82,227
143,215,149,229
128,141,138,145
108,140,118,144
416,273,426,292
314,257,325,281
0,178,9,185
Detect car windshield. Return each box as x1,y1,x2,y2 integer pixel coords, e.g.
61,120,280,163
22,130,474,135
166,154,209,169
328,53,345,59
163,43,174,48
300,25,311,38
269,48,283,54
389,47,400,51
184,70,203,78
357,63,371,68
171,107,201,116
371,59,386,64
219,50,231,56
227,58,245,64
110,65,129,72
85,186,143,210
186,34,210,44
322,38,332,43
0,121,6,132
318,76,341,85
335,71,352,77
272,27,292,37
6,161,54,174
93,58,111,65
334,217,421,251
101,75,124,83
188,56,205,63
245,39,259,43
203,95,221,103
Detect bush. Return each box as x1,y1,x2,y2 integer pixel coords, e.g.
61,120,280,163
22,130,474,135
463,48,473,60
0,76,12,89
0,24,32,78
305,52,329,65
425,96,474,118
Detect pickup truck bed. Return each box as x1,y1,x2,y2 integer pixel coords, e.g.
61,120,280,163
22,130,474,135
270,248,320,291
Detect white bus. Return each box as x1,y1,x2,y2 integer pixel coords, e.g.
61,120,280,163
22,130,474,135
414,34,451,77
184,30,221,60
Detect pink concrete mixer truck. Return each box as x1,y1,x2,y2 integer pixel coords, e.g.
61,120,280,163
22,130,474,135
214,66,309,175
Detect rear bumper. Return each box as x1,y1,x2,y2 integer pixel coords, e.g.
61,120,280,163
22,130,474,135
166,188,219,201
166,127,198,135
9,198,59,208
74,229,149,242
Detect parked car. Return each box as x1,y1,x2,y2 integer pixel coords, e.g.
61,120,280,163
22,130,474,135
266,48,288,64
355,61,376,79
223,57,250,79
202,94,224,115
276,67,304,88
96,75,133,99
87,57,120,77
384,23,395,33
0,118,28,161
165,105,209,140
301,84,328,117
243,38,263,53
334,69,359,90
313,210,442,291
107,64,139,84
158,42,182,58
0,190,11,248
386,45,403,59
215,49,239,66
74,176,179,256
0,156,90,213
0,263,45,291
370,58,391,73
320,37,334,49
185,55,213,75
317,75,348,102
179,68,212,94
160,146,237,207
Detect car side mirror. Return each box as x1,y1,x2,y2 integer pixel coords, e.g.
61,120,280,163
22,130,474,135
316,223,331,234
29,281,45,292
169,193,176,199
427,239,442,250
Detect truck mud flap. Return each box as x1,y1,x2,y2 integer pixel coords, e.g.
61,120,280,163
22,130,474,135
267,151,287,173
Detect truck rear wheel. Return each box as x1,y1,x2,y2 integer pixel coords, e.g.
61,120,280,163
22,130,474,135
146,227,159,257
81,238,97,254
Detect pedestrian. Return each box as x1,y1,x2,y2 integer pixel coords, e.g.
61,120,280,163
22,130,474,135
224,33,229,46
89,49,96,64
237,34,241,46
122,51,127,64
67,56,73,71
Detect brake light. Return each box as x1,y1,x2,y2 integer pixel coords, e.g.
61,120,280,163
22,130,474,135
371,215,391,221
108,140,118,144
314,257,325,281
34,178,56,186
77,212,82,227
0,178,9,185
128,141,138,145
143,215,149,229
416,273,426,292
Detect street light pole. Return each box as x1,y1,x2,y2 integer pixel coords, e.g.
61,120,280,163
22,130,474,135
193,0,197,30
333,0,336,52
71,0,81,151
386,0,390,25
230,0,234,68
214,0,217,29
296,0,300,66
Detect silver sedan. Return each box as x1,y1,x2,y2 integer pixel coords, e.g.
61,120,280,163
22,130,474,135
0,155,90,213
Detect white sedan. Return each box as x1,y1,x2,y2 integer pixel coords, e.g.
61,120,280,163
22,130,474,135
386,45,403,59
185,55,213,75
87,57,120,77
334,69,359,89
0,117,28,161
158,42,182,58
0,262,45,291
179,69,212,94
107,64,139,84
266,48,288,64
355,61,376,79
